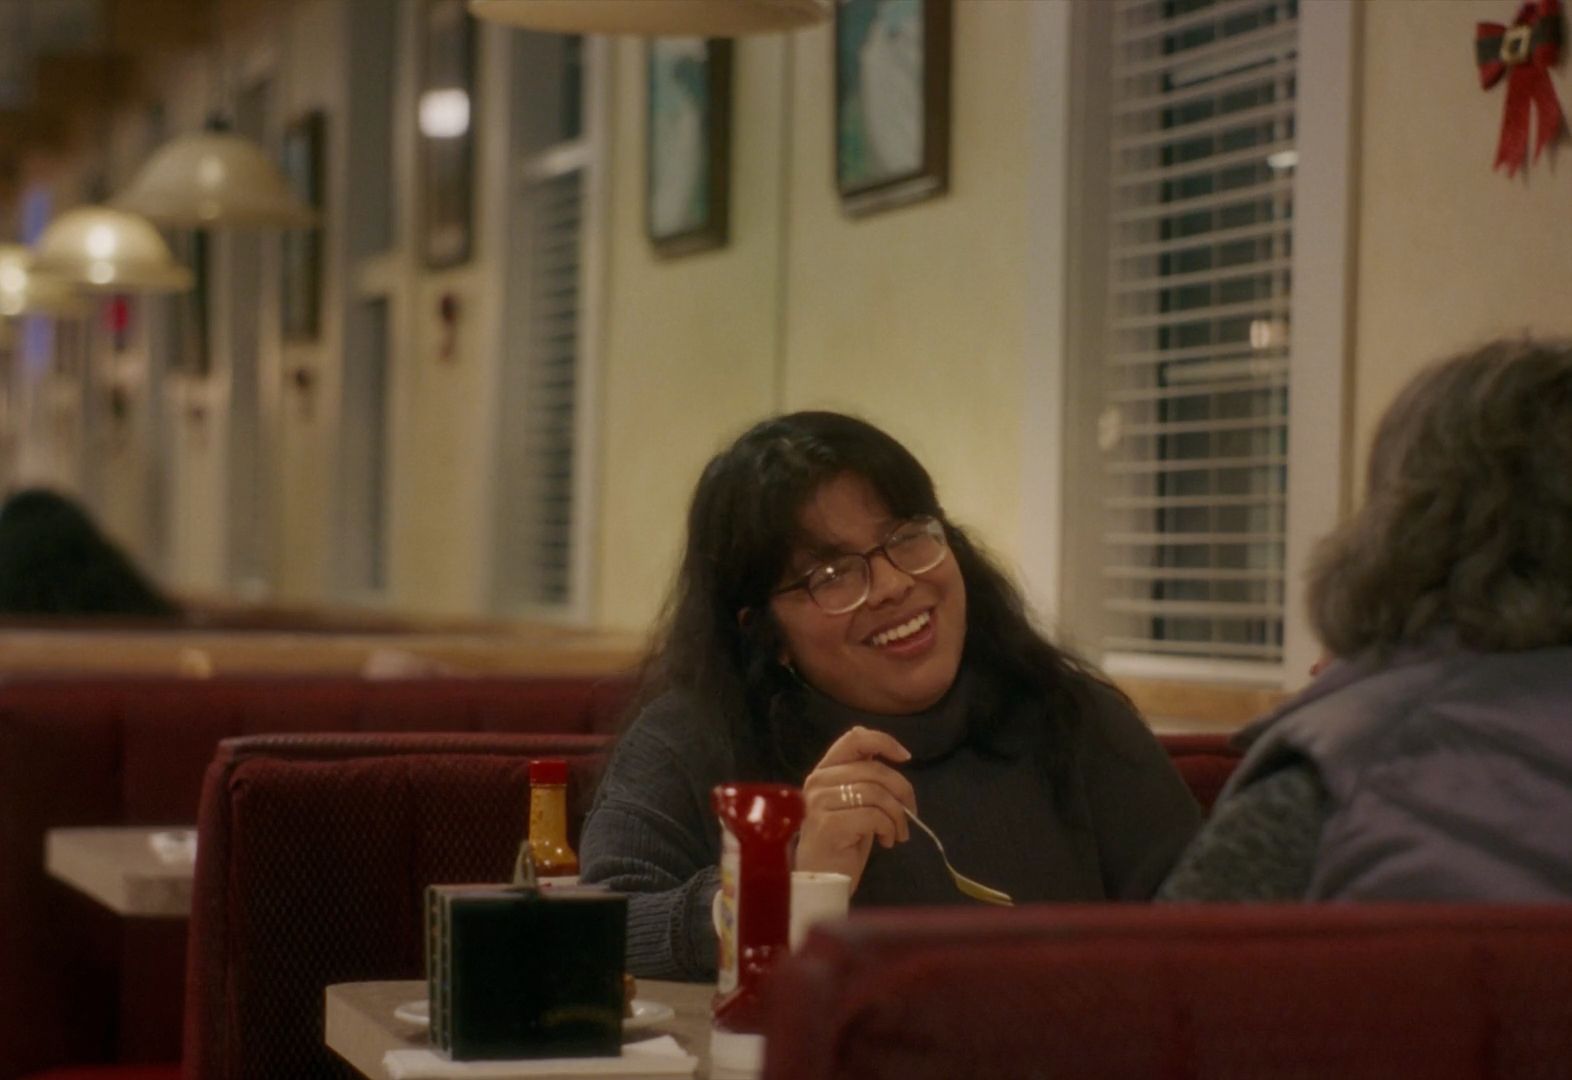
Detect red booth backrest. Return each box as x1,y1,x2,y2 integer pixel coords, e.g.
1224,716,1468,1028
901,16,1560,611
182,732,613,1080
1159,732,1242,813
766,904,1572,1080
0,674,632,1080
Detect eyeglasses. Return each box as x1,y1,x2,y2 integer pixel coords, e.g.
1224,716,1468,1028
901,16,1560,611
773,515,949,615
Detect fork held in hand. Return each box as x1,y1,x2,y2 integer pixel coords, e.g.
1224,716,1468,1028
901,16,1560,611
903,807,1014,907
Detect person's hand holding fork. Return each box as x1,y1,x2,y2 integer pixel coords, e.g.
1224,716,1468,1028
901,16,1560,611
796,726,915,892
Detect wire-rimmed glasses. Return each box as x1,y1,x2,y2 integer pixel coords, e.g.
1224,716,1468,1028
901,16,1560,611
773,515,949,615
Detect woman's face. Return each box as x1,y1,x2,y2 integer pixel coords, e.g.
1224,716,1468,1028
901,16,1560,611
767,472,967,715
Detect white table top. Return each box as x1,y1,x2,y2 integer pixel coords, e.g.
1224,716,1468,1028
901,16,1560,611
325,979,718,1079
45,826,196,917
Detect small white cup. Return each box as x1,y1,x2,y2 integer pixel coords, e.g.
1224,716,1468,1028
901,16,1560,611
788,870,851,950
712,870,852,951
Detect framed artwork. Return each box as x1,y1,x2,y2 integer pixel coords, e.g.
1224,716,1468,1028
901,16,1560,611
419,0,477,269
834,0,952,216
646,38,732,258
168,229,211,378
281,110,326,341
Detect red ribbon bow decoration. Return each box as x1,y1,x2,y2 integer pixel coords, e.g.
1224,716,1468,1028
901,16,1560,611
1477,0,1566,176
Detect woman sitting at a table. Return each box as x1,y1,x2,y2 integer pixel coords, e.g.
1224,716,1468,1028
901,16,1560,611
581,411,1200,979
1160,338,1572,902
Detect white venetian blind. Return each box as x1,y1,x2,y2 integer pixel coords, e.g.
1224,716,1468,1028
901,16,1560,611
503,165,583,607
496,32,590,611
1098,0,1298,668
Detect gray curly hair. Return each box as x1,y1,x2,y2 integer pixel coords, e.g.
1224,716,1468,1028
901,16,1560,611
1309,338,1572,657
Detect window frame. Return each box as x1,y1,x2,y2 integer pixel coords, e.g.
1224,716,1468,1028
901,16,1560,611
478,27,608,625
1023,0,1355,692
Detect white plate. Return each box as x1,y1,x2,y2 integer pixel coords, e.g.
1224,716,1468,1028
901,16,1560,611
393,999,430,1026
147,830,198,865
393,997,676,1033
626,998,676,1030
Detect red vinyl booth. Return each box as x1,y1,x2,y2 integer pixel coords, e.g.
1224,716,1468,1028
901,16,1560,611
0,675,631,1080
765,903,1572,1080
167,731,1238,1080
181,732,613,1080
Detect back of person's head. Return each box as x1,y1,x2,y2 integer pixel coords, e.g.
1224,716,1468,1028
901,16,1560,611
1309,338,1572,656
0,487,177,618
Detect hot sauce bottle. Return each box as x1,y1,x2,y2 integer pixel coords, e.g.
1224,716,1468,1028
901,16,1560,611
710,783,805,1076
526,758,579,878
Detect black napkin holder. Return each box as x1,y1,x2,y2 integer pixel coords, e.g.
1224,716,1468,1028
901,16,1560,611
425,883,627,1060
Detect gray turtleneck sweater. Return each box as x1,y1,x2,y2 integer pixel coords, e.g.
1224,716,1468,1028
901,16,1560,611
579,671,1201,980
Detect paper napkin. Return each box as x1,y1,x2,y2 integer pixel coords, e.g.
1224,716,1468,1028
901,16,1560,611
383,1035,697,1079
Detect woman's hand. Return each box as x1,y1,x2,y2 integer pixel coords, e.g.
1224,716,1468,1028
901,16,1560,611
795,726,916,892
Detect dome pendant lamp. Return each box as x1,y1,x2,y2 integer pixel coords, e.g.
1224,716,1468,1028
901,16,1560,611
32,207,194,294
112,131,317,230
466,0,830,36
0,245,88,317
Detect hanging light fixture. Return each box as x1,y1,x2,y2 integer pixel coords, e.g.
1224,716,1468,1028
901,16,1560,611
111,131,317,230
0,245,88,317
32,206,194,294
466,0,830,36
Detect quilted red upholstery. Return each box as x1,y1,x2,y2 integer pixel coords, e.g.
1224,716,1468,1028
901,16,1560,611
0,675,632,1080
765,903,1572,1080
1159,732,1241,813
181,732,613,1080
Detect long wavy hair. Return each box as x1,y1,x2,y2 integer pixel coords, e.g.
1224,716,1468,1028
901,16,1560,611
635,411,1119,781
1309,339,1572,657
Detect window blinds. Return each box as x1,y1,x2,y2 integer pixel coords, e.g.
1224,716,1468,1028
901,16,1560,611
1099,0,1297,666
505,165,583,607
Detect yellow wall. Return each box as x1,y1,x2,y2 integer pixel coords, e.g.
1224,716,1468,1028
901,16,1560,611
273,0,346,603
595,36,788,631
595,0,1037,632
387,265,498,613
1352,0,1572,484
781,1,1032,565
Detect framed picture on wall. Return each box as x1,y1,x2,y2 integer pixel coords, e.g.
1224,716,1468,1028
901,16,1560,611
646,38,732,258
419,0,476,269
834,0,952,216
281,110,326,341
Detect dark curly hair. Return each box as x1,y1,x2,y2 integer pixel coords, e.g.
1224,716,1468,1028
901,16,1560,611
1309,339,1572,657
634,411,1120,781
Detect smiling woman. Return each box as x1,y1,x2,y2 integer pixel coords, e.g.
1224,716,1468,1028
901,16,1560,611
579,411,1202,980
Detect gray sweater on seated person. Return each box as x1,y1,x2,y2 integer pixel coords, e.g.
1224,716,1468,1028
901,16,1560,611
580,667,1202,980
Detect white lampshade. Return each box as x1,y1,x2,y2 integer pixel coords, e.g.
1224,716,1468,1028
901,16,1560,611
466,0,829,35
112,132,317,230
32,206,194,294
0,244,88,317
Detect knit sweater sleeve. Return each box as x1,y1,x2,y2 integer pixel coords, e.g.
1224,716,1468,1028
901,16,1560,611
1156,758,1328,901
579,694,729,981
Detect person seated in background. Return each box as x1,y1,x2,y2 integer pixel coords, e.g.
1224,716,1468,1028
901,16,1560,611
1161,338,1572,902
580,411,1201,980
0,487,179,618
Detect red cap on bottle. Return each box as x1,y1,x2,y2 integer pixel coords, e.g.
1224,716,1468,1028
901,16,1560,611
529,758,569,785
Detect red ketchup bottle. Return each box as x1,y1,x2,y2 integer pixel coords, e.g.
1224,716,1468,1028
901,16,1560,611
709,783,805,1076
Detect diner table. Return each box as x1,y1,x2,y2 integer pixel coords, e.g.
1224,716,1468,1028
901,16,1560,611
44,825,196,916
326,978,719,1079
